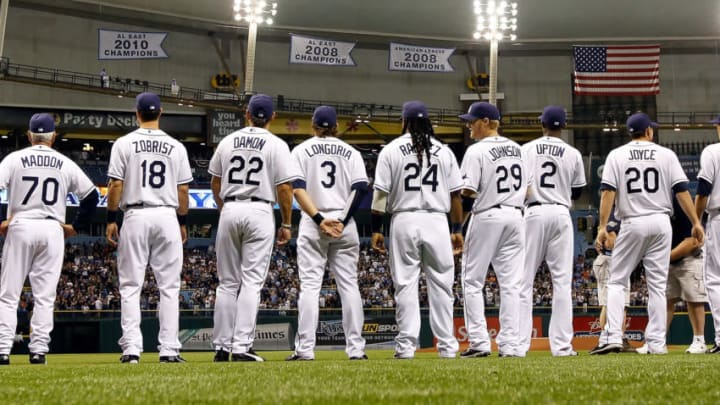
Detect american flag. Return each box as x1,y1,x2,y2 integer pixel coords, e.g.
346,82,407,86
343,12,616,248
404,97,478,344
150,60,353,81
573,45,660,96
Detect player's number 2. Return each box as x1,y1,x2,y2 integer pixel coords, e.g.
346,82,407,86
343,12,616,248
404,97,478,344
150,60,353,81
496,164,522,193
403,163,439,192
21,176,59,205
539,162,557,189
228,156,264,186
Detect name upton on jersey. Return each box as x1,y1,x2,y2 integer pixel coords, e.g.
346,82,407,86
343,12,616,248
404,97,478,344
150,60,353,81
133,140,176,156
20,155,64,169
535,144,566,157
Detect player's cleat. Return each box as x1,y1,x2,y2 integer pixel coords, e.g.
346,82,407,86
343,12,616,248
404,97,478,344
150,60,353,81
393,352,413,360
621,338,636,353
159,355,186,363
706,344,720,354
231,348,265,362
120,354,140,364
29,353,46,364
498,352,519,358
213,349,230,362
635,343,649,354
460,348,491,358
349,354,368,360
589,343,623,355
555,351,578,357
0,354,9,365
685,340,707,354
285,354,313,361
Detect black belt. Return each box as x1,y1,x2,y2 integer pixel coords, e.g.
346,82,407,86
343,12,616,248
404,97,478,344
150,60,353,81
223,196,272,204
527,202,567,208
492,204,521,211
125,203,173,209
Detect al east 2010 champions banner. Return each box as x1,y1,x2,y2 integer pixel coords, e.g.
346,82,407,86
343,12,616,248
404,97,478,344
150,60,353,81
388,42,455,72
98,29,168,60
289,34,356,67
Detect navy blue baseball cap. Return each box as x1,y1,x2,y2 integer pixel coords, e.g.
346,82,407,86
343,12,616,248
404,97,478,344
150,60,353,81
459,102,501,121
539,105,566,129
136,92,161,112
313,106,337,128
402,100,428,119
710,114,720,125
248,94,274,119
29,113,55,133
626,113,658,133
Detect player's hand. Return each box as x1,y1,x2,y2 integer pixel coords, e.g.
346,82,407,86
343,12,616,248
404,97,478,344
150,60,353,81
451,233,464,256
0,220,9,237
180,225,188,244
692,222,705,246
595,228,608,253
371,232,386,253
320,218,343,238
276,227,291,246
62,224,77,239
106,222,119,247
605,232,617,251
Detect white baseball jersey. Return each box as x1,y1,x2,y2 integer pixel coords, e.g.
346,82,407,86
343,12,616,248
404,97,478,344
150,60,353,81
0,145,95,221
291,136,367,211
374,134,463,213
107,128,193,209
522,136,586,207
698,143,720,211
209,127,299,202
601,140,687,220
461,136,527,212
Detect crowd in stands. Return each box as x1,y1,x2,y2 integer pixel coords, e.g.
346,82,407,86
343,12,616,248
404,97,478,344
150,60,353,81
0,240,654,313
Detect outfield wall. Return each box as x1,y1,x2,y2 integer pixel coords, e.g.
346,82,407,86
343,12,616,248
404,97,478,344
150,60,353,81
9,309,713,354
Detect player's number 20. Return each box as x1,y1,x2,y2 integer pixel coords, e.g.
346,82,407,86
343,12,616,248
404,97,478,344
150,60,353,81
625,167,659,193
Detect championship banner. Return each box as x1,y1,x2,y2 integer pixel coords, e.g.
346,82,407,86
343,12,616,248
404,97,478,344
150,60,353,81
388,42,455,72
289,34,356,67
99,29,168,60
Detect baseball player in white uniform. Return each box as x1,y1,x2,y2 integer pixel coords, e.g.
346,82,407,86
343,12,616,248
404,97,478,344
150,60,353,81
371,101,463,359
459,102,527,358
0,113,98,365
106,93,193,363
288,106,369,361
519,106,586,357
594,112,703,354
209,94,298,362
694,113,720,353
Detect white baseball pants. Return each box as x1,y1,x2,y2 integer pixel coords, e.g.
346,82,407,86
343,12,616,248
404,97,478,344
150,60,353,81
519,205,574,356
389,212,458,358
294,212,365,359
0,219,63,355
600,213,671,353
463,206,524,356
212,201,274,354
117,207,183,357
703,212,720,346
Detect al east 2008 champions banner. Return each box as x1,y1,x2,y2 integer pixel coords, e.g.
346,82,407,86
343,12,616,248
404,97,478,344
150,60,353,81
388,42,455,72
289,34,356,67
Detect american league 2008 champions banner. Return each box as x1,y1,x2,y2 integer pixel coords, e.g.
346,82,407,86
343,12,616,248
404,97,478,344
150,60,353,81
289,34,357,67
98,29,168,60
388,42,455,72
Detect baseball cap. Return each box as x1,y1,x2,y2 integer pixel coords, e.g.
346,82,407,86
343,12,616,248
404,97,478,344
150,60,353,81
135,92,161,112
626,113,658,133
459,102,501,121
29,113,55,134
312,106,337,128
710,114,720,125
402,100,428,119
539,105,566,129
248,94,274,119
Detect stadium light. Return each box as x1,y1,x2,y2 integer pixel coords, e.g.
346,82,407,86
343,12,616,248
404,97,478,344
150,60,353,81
232,0,278,94
472,1,518,104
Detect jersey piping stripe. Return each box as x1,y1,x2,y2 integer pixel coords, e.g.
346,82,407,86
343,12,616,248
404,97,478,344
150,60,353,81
275,175,301,185
373,184,391,193
178,177,194,184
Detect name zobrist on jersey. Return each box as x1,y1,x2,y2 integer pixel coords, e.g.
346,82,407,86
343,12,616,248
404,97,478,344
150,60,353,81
20,154,64,170
304,143,352,160
535,144,566,157
488,144,521,162
133,139,176,156
233,135,266,151
398,141,442,159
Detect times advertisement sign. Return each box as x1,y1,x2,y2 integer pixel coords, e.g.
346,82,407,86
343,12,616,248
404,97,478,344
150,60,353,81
179,323,292,351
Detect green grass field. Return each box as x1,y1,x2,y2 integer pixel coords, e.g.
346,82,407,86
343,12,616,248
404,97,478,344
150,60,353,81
1,349,719,404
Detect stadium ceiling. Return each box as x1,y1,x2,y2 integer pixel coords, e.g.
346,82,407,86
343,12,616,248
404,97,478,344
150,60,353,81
11,0,720,53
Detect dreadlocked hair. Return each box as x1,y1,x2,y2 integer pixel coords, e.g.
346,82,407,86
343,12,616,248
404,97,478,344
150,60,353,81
402,117,435,167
